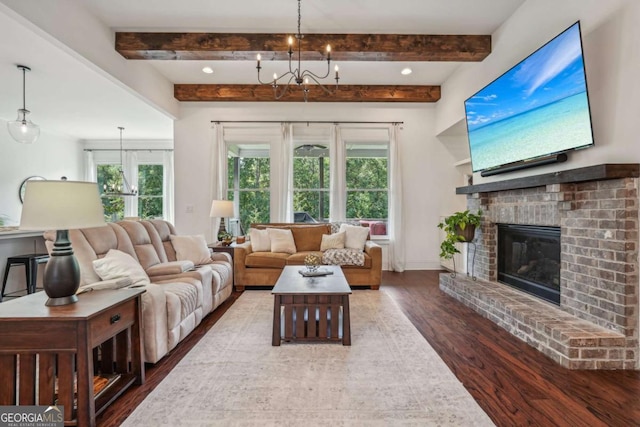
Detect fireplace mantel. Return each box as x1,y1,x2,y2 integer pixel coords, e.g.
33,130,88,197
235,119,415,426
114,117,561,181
456,163,640,194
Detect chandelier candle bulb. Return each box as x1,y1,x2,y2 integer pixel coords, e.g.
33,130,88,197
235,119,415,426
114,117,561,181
256,54,261,68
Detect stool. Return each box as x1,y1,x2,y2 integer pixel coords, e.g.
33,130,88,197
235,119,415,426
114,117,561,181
1,254,50,302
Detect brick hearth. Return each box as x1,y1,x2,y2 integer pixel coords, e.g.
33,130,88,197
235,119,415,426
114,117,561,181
440,166,639,369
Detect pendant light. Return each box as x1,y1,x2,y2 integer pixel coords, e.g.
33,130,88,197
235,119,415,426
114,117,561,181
7,65,40,144
103,127,137,196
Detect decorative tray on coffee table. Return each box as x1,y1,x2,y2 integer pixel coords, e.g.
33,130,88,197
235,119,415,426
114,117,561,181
298,269,334,277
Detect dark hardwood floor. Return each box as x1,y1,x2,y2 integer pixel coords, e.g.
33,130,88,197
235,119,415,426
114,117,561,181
98,271,640,426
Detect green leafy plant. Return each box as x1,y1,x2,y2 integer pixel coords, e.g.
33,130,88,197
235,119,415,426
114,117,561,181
437,210,482,259
218,231,233,246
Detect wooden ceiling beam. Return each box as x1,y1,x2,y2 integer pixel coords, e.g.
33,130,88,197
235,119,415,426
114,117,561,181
116,32,491,62
174,84,441,102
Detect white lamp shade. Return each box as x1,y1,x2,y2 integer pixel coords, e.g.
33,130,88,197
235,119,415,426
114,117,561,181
209,200,235,218
20,180,106,230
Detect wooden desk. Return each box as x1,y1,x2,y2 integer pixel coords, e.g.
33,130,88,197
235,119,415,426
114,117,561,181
0,288,145,427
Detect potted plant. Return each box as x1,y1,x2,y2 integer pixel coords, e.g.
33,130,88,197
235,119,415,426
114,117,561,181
218,231,234,246
437,209,482,259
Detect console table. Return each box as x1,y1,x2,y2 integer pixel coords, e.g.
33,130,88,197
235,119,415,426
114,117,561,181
0,288,145,426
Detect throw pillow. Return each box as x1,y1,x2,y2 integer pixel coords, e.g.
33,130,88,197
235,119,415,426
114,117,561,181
170,234,212,265
267,228,297,254
320,231,346,251
339,223,370,251
92,249,151,286
249,228,271,252
322,248,366,266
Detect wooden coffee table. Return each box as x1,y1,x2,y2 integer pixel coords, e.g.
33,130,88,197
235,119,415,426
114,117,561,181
272,265,352,346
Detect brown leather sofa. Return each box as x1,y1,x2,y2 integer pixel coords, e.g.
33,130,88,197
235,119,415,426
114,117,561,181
44,220,233,363
234,223,382,290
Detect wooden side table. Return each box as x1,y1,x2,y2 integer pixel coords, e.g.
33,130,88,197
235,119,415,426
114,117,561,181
0,288,145,427
209,243,236,288
208,242,235,261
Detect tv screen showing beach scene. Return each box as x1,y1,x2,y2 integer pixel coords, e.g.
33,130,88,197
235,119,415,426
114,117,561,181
464,22,594,173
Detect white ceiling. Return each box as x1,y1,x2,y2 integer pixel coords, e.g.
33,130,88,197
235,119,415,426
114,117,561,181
0,0,526,141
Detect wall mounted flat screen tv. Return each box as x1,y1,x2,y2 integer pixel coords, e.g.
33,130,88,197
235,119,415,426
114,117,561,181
464,22,594,174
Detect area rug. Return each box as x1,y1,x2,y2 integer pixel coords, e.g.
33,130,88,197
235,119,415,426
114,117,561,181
122,290,494,426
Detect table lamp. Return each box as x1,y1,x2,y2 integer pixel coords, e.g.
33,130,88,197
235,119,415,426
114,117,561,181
209,200,235,242
20,180,106,306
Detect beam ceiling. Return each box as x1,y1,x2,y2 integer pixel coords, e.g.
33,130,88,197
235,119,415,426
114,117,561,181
117,32,489,102
116,33,491,62
174,84,441,102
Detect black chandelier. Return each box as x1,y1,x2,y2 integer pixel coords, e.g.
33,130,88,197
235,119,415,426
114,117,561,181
103,127,137,196
256,0,339,102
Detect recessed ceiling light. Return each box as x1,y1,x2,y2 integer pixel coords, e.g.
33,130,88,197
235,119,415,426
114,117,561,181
202,66,214,74
401,68,412,76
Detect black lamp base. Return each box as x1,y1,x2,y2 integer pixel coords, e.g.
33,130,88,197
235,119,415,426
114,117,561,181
217,219,228,241
46,294,79,307
44,229,81,307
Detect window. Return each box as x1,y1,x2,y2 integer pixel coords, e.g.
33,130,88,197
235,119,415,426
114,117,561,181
219,125,391,237
97,164,125,222
90,149,172,223
227,143,271,231
137,164,163,219
346,143,389,237
293,144,330,222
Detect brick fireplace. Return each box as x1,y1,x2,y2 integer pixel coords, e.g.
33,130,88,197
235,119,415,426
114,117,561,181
440,164,639,369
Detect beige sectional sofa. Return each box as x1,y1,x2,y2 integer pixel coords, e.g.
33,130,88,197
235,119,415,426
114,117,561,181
235,223,382,290
44,220,233,363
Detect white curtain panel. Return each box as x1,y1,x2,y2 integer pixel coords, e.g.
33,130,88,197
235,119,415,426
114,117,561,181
84,150,96,182
276,123,294,222
388,124,405,272
210,123,227,241
329,124,346,222
162,150,175,224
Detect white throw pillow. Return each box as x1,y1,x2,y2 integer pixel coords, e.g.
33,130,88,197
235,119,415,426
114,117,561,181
92,249,151,286
320,231,346,252
169,234,212,265
339,224,370,251
267,228,297,254
249,228,271,252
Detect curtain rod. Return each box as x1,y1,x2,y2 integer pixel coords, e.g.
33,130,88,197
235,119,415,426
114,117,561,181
211,120,403,125
84,149,173,152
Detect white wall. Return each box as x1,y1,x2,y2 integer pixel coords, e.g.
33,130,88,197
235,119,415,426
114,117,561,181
0,122,84,226
436,0,638,184
0,0,179,119
0,122,83,295
174,102,462,270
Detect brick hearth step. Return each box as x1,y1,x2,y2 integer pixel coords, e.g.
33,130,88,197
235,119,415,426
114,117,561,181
439,274,630,369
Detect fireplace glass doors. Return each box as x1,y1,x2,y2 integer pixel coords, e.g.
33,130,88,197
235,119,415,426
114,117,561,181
497,224,561,304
